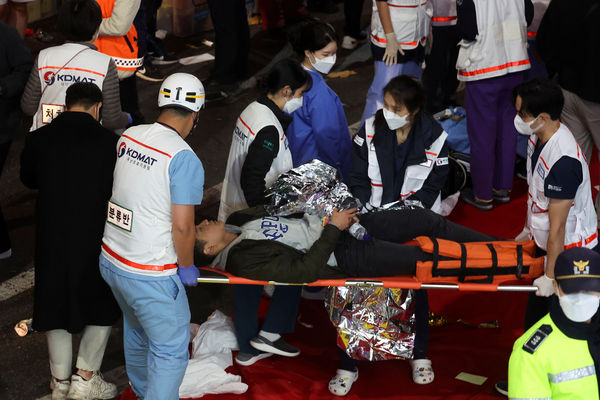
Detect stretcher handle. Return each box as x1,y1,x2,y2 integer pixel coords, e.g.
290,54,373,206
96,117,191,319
196,277,538,292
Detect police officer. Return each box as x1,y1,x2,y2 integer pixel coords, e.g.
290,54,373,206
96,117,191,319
508,247,600,399
99,73,205,400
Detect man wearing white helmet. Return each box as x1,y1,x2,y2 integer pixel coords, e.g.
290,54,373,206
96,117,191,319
99,72,205,399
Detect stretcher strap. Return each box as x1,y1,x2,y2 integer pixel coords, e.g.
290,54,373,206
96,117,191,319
516,245,523,279
431,237,440,276
486,244,498,284
458,243,467,283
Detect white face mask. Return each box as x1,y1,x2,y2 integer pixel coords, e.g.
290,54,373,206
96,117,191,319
558,292,600,322
514,114,543,136
383,108,410,130
283,96,303,114
310,53,336,74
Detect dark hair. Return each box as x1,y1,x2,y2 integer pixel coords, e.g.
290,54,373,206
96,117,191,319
511,78,564,120
262,58,310,95
65,82,102,109
59,0,102,42
374,75,426,129
289,18,338,60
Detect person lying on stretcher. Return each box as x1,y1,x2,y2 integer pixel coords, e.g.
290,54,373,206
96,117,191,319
196,205,497,283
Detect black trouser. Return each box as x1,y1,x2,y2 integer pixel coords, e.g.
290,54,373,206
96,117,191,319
207,0,250,84
119,76,144,126
343,0,365,38
233,284,301,354
422,25,460,114
0,140,11,252
333,208,497,277
134,0,164,58
340,288,430,371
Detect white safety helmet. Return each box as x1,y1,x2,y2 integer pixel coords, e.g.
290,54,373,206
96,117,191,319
158,73,205,112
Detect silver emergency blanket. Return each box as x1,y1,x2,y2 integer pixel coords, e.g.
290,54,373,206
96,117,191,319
325,286,416,361
264,159,356,217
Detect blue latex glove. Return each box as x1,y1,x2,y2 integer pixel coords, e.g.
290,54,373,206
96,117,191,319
177,264,200,287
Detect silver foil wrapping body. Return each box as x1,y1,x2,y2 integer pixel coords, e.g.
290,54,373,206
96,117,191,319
264,159,355,218
325,286,416,361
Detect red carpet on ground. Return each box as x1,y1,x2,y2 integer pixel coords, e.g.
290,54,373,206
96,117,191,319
117,177,573,400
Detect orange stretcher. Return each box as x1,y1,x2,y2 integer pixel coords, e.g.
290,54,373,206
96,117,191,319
198,267,538,292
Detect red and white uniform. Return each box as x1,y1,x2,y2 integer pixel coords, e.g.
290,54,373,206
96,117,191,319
370,0,433,51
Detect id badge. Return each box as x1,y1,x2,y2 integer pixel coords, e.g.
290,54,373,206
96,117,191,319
107,201,133,232
41,104,65,124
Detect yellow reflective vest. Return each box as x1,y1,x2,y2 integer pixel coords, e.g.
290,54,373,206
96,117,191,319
508,313,599,400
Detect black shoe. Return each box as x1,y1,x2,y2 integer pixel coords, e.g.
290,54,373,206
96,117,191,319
515,157,527,180
150,52,179,65
493,189,511,204
460,187,493,211
136,62,164,82
250,335,300,357
494,380,508,397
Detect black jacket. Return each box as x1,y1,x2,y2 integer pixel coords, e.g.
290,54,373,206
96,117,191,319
240,95,293,206
20,112,121,332
223,207,348,283
349,112,449,209
536,0,600,103
0,22,33,144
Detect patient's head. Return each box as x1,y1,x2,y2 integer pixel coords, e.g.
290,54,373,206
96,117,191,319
195,220,234,256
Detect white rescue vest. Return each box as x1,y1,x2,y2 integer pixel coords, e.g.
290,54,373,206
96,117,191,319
32,43,110,131
456,0,530,82
370,0,432,50
364,116,448,213
218,101,293,222
526,124,598,251
431,0,457,27
528,0,551,39
101,123,194,276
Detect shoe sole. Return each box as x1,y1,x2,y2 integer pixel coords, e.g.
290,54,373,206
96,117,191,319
151,59,179,65
250,339,300,357
235,352,273,366
135,71,164,82
494,384,508,396
493,197,511,204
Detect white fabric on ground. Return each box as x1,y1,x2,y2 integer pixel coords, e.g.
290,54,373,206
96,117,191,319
179,310,248,398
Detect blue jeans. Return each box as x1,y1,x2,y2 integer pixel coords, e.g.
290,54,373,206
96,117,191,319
100,255,190,400
361,60,423,126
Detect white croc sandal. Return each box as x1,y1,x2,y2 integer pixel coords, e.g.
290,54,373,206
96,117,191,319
328,368,359,396
410,359,434,384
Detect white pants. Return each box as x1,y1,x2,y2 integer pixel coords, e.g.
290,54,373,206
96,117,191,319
46,325,112,380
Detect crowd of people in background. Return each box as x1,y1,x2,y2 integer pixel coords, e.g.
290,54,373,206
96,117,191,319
1,0,600,399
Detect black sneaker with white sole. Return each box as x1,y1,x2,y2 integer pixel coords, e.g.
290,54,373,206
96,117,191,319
235,351,273,367
250,335,300,357
151,53,179,65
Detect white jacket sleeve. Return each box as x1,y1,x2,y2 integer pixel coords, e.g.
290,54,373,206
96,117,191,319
98,0,142,37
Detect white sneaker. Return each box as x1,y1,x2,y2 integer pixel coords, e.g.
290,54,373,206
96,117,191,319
50,377,70,400
342,35,358,50
67,372,117,400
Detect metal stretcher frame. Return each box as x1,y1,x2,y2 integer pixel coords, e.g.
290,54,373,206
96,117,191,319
198,267,538,292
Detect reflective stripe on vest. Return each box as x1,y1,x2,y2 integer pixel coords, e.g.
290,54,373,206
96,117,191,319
548,366,596,384
102,243,177,272
458,59,530,77
527,32,537,38
112,56,144,71
432,16,457,22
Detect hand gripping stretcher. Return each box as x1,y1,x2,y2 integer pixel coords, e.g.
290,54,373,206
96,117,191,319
197,237,544,292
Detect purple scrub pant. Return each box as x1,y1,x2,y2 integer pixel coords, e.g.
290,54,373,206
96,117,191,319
465,72,525,201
